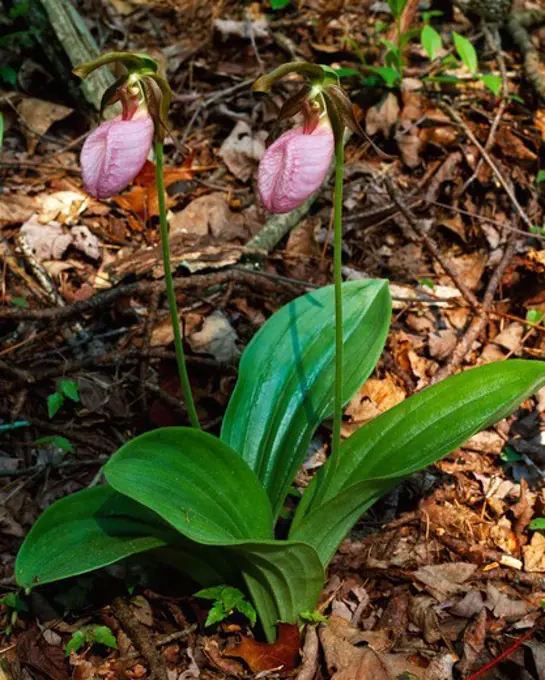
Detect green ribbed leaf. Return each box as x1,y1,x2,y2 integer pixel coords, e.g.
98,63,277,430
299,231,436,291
16,486,175,588
292,360,545,564
221,280,391,517
104,427,273,544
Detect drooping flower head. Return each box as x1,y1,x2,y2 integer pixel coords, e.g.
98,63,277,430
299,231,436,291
253,62,364,214
73,52,172,199
258,122,334,214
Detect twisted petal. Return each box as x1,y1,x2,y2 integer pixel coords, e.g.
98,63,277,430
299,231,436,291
81,114,154,199
257,123,334,214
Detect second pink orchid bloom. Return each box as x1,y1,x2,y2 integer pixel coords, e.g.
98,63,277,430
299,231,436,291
258,122,334,214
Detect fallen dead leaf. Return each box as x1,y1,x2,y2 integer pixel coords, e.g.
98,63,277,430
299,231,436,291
38,191,87,225
523,532,545,572
188,311,240,363
343,374,406,435
218,121,266,182
457,608,486,677
428,330,457,361
16,628,68,680
20,217,73,261
286,217,321,257
365,93,400,138
0,194,38,224
485,583,530,619
413,563,477,601
17,97,73,153
72,226,101,260
492,322,524,354
170,192,246,240
320,616,423,680
224,623,300,673
433,252,486,292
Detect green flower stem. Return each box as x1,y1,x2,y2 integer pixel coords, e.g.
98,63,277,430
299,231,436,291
331,136,344,477
154,140,200,429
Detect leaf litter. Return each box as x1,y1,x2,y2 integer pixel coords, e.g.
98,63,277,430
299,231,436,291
2,0,545,679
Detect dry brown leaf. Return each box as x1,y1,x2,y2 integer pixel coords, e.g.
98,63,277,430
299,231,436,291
413,563,477,601
485,583,530,619
433,252,486,292
286,217,321,257
523,532,545,572
188,311,240,363
423,653,455,680
320,616,422,680
343,374,406,433
20,217,73,261
465,431,505,457
365,93,399,138
428,330,457,361
17,97,73,153
224,623,300,673
457,608,486,677
113,159,200,219
492,322,524,353
0,194,37,224
218,121,266,182
39,191,87,225
170,192,246,240
496,128,538,166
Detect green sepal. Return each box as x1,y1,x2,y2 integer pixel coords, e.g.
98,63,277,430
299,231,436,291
73,51,158,79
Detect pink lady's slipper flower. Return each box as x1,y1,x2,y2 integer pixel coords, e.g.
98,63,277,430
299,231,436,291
80,111,154,199
258,122,334,214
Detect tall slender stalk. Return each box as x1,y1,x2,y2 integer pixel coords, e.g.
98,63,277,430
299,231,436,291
331,137,345,473
154,140,200,429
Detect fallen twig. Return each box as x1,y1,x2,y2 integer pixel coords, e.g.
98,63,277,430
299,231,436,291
460,25,509,193
295,625,319,680
112,597,168,680
465,626,539,680
0,268,301,322
438,101,534,233
433,229,517,381
384,176,480,309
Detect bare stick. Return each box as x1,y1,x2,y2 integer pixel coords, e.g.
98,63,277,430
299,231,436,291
438,102,534,233
383,176,480,309
433,231,516,382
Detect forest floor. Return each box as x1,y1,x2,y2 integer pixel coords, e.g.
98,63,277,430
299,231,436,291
1,0,545,678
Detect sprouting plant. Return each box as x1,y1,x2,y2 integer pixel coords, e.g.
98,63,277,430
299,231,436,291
195,586,256,628
47,379,80,418
0,592,27,635
73,52,198,429
65,625,117,656
15,53,545,645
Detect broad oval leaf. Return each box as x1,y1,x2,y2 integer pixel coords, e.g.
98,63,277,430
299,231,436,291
16,486,176,589
232,541,324,643
292,360,545,564
221,280,391,517
104,427,274,543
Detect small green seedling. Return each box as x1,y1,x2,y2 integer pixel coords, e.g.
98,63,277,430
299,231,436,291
270,0,291,9
499,445,522,463
0,592,27,635
299,610,328,624
535,170,545,185
526,310,545,331
195,586,257,628
47,379,80,419
36,435,73,454
11,297,28,308
530,518,545,531
65,625,117,657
